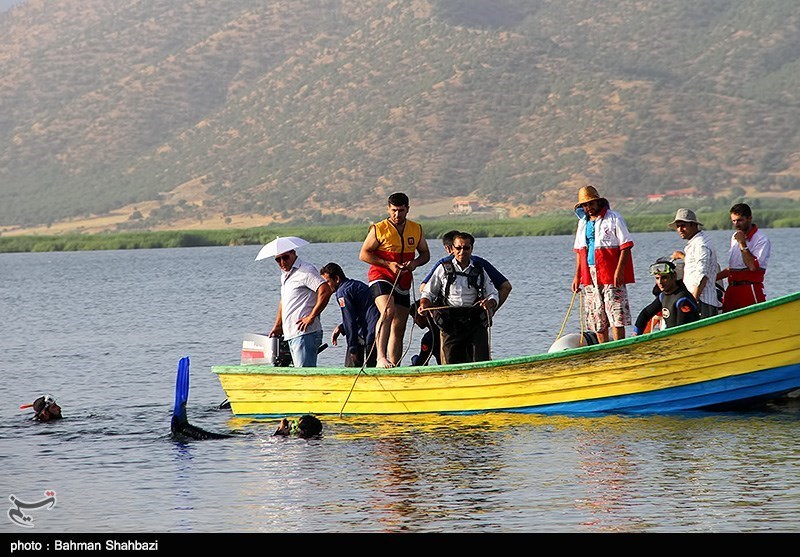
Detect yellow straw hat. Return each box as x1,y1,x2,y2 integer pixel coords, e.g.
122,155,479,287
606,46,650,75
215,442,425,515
575,185,607,209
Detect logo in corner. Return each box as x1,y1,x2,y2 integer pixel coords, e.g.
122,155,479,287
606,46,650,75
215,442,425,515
7,490,57,528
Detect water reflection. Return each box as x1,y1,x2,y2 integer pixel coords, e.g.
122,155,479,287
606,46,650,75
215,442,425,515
363,416,508,531
574,425,641,532
565,413,800,532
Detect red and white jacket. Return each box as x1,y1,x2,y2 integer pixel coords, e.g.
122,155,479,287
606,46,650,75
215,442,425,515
727,224,770,277
573,206,635,287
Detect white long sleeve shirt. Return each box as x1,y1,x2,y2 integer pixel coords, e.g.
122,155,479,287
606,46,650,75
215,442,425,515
683,230,721,308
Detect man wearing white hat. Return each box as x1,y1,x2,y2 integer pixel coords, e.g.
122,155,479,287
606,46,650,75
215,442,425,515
669,208,722,318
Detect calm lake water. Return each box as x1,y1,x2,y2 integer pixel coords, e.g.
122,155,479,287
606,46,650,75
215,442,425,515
2,229,799,533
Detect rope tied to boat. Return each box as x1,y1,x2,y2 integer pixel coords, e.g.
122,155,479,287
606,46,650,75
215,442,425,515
417,299,494,364
579,289,586,336
555,290,578,342
340,265,411,417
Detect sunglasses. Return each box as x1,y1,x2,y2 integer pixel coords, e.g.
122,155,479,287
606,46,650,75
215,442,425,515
453,245,472,251
274,254,291,263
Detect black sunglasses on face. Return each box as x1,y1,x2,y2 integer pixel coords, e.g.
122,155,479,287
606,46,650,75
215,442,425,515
274,254,291,263
453,245,472,251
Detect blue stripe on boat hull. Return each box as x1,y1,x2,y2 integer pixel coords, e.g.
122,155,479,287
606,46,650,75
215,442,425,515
498,363,800,415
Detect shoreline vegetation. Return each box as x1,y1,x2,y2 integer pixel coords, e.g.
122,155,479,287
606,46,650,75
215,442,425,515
2,209,799,254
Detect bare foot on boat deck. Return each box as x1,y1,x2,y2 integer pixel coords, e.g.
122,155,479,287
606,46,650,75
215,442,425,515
377,357,396,368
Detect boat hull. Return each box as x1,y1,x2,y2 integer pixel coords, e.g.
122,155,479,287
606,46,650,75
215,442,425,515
213,292,800,417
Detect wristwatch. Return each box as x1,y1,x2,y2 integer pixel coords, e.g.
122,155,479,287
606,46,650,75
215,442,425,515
740,246,750,252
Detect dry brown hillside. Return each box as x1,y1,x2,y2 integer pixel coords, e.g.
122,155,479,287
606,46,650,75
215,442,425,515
1,0,800,234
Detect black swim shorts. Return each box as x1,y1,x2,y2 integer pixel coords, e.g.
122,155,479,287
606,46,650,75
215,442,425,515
369,280,411,308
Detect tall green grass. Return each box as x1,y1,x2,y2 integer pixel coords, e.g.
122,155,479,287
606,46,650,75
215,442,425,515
2,209,798,253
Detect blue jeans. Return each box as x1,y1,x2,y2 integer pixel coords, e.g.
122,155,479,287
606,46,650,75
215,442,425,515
287,330,323,367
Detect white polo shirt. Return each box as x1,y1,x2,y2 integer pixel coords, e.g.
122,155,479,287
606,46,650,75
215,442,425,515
280,258,326,340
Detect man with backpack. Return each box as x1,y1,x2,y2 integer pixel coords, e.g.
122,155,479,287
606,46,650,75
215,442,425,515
419,232,498,364
420,229,513,309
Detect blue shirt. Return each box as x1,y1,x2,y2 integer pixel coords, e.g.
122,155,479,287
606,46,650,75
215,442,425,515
335,278,380,355
421,254,509,289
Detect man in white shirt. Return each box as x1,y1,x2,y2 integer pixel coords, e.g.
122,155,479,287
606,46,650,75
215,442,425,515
669,208,722,318
717,203,772,312
419,232,498,364
268,249,332,367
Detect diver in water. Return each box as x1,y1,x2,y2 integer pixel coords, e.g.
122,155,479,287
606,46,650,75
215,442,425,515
273,415,323,438
171,356,237,440
21,395,63,422
171,356,323,441
171,411,234,440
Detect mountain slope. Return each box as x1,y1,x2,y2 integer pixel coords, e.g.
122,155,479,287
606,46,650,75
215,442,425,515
1,0,799,231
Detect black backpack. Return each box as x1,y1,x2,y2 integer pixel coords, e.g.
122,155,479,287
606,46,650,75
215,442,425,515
438,259,486,303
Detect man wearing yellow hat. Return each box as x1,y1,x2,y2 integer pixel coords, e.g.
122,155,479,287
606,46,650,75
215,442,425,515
571,185,635,343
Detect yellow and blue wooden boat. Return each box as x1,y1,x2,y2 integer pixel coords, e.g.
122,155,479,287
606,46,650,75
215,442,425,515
212,291,800,417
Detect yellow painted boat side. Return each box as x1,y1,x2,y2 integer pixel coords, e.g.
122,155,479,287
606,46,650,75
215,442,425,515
213,292,800,415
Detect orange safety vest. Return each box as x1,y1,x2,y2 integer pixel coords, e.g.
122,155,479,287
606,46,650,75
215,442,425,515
367,219,423,290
